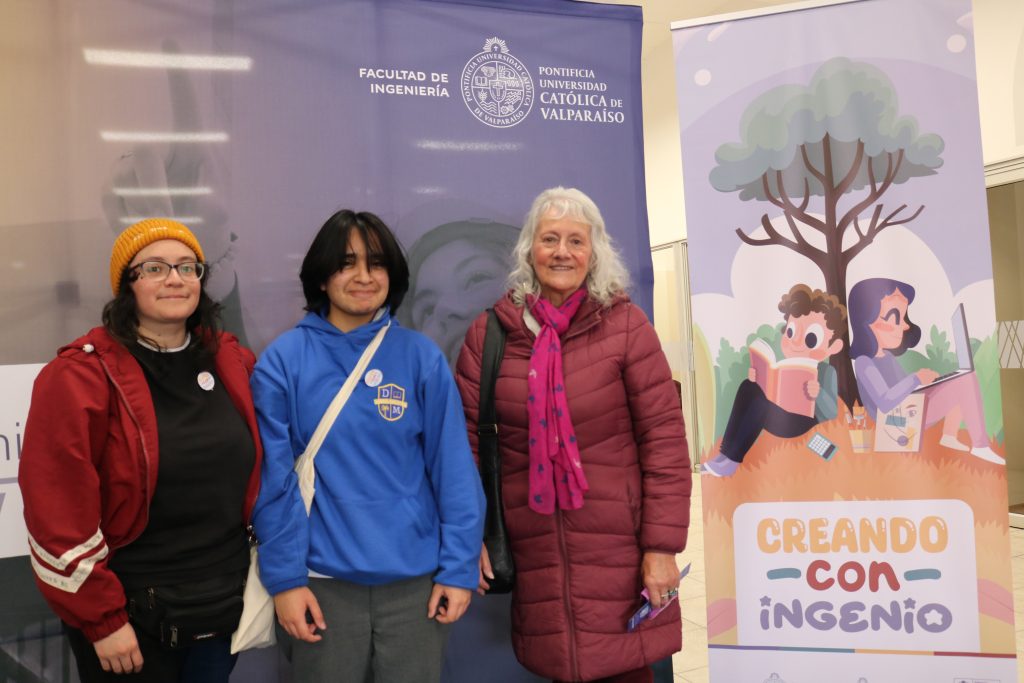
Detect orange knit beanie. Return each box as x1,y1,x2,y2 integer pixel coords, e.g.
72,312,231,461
109,218,205,295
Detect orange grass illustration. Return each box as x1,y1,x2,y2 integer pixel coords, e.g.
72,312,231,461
700,405,1012,652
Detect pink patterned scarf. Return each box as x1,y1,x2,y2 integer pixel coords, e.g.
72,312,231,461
526,288,589,515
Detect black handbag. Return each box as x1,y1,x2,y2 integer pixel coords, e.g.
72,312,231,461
478,308,515,594
126,570,245,650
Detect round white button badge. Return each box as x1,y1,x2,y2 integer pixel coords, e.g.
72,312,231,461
197,371,216,391
364,369,383,388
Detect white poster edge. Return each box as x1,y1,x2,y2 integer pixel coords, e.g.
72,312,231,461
670,0,868,31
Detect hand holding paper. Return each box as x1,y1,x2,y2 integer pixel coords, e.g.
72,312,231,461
627,563,691,632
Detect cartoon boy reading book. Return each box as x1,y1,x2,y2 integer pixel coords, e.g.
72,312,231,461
702,284,847,477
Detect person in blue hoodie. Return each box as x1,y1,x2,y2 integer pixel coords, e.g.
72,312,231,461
250,209,485,682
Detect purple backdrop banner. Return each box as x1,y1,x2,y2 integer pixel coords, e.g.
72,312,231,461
0,1,649,680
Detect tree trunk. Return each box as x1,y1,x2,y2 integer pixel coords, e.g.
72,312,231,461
823,262,859,411
819,133,859,412
832,344,859,412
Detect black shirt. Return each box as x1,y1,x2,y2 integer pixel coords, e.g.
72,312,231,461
111,339,254,588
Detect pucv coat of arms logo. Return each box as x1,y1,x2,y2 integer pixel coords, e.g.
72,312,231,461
461,37,535,128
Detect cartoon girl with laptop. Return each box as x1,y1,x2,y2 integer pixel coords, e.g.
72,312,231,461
848,277,1003,465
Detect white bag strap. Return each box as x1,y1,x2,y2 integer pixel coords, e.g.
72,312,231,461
294,321,389,511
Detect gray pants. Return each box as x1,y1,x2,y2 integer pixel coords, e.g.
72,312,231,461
292,574,450,683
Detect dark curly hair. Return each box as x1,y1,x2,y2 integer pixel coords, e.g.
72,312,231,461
777,284,848,343
102,265,223,355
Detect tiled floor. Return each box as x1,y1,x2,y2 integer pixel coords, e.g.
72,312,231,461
669,476,1024,683
672,474,709,683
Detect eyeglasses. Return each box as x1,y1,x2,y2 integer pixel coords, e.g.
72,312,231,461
130,261,206,282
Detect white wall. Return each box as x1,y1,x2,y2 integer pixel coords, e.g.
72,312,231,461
588,0,1024,242
974,0,1024,165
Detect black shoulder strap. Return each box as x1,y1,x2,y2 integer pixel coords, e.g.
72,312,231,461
478,308,506,436
476,308,515,594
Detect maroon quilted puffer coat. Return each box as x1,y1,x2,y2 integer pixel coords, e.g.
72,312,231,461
455,292,691,681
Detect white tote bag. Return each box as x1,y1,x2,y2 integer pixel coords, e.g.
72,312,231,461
230,323,389,654
230,546,276,653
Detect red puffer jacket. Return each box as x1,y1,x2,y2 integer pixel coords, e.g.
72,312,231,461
456,293,691,681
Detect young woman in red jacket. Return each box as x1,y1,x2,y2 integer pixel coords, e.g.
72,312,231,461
19,219,262,682
455,187,692,683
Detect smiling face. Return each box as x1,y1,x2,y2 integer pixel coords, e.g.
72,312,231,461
868,289,911,355
322,230,389,332
531,214,592,306
412,238,508,366
780,310,844,361
129,239,201,335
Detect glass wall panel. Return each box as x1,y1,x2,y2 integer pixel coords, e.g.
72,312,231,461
986,179,1024,517
652,243,698,466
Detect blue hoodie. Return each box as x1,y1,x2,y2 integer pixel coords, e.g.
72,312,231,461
251,309,484,595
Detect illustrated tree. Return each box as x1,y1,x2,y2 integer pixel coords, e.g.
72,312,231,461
710,57,945,407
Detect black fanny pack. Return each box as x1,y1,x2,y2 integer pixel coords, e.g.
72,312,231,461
126,570,245,650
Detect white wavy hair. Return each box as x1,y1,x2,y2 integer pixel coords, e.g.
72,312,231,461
508,186,631,306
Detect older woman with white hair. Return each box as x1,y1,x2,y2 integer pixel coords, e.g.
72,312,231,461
455,187,692,683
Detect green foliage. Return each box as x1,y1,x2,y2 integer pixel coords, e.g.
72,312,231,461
974,335,1004,444
711,323,781,440
714,337,749,440
710,57,943,200
925,325,958,374
748,323,784,359
895,349,930,375
896,326,957,375
691,325,718,459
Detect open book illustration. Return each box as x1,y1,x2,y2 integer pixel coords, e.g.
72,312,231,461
748,338,819,417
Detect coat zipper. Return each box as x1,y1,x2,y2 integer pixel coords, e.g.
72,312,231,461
555,507,579,681
97,355,152,548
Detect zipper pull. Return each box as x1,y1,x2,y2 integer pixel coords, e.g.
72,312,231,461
147,587,156,609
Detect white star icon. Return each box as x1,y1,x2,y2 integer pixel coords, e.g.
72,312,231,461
921,607,945,627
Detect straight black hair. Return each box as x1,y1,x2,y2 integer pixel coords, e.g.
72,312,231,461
299,210,410,315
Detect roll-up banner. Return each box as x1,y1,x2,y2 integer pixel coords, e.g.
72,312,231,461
0,1,649,680
672,0,1018,681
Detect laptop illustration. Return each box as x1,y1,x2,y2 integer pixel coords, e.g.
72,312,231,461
916,303,974,390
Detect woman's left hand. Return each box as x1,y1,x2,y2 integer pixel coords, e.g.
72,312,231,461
642,551,680,609
427,584,472,624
